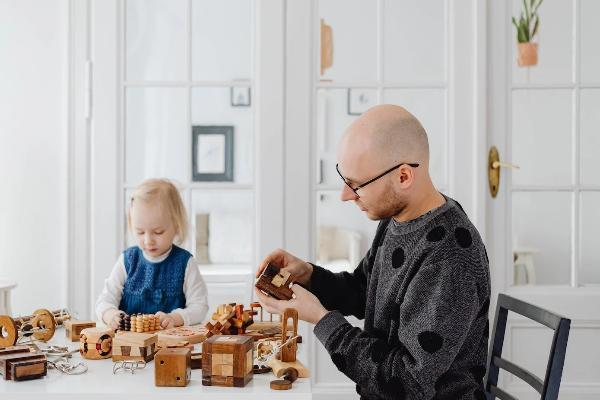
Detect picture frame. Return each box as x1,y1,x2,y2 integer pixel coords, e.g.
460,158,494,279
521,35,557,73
347,88,377,116
192,126,234,182
230,86,251,107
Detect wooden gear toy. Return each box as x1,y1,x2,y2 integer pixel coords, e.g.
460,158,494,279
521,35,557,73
0,308,71,347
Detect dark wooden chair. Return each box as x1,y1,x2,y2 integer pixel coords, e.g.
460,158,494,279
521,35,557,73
485,294,571,400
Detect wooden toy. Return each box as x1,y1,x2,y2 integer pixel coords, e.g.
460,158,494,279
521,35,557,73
267,308,309,378
202,335,253,387
158,325,207,347
118,313,160,333
0,346,47,381
112,331,158,362
154,348,191,387
64,320,96,342
0,308,70,347
270,367,298,390
79,327,114,360
255,263,294,300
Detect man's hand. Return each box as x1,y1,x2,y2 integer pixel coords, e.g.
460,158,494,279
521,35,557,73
155,311,184,329
256,248,314,286
255,284,328,325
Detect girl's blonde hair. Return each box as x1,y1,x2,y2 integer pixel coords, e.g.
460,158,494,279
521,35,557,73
128,178,188,244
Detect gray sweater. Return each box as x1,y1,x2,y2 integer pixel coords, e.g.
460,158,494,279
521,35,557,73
311,197,490,400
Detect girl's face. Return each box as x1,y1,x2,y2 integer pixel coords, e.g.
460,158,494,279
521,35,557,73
130,200,177,258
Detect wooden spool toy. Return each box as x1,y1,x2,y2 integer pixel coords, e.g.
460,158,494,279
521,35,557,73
79,327,114,360
0,308,68,347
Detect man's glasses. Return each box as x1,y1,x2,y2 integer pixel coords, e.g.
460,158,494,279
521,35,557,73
335,162,420,196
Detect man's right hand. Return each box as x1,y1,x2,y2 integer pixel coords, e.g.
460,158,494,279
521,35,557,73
256,248,313,287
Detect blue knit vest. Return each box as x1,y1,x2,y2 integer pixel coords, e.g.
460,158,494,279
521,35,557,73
119,245,190,315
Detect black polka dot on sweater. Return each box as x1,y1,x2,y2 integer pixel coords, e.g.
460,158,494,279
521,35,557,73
392,247,405,269
455,227,473,248
470,366,487,382
370,340,389,363
473,389,486,400
418,331,444,354
477,298,490,318
355,384,362,395
331,353,346,371
426,226,446,242
381,375,406,397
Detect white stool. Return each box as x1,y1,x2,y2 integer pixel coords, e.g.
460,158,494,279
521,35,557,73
0,280,17,315
513,247,538,285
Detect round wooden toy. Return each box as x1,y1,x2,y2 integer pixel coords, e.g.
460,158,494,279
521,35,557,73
31,309,56,342
270,379,291,390
281,367,299,383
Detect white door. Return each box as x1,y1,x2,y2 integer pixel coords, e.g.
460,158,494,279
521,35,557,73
284,1,484,398
487,1,600,399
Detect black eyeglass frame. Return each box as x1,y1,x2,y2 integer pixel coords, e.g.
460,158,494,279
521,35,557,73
335,162,420,195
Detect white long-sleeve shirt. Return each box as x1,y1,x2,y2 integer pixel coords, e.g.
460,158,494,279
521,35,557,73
95,248,209,326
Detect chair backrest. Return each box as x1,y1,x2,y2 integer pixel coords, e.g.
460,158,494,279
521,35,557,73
485,294,571,400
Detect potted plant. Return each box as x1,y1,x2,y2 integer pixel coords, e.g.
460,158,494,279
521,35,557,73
512,0,543,67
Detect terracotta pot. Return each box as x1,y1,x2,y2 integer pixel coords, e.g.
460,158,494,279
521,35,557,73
517,42,538,67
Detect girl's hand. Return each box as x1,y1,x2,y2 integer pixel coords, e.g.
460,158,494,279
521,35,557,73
155,311,184,329
102,309,123,330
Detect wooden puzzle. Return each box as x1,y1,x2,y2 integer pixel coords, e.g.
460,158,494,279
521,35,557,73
202,335,253,387
64,320,96,342
204,303,257,338
154,348,191,387
118,313,160,333
112,331,158,362
157,325,207,348
267,308,309,378
0,308,70,347
0,346,47,381
79,327,114,360
255,263,294,300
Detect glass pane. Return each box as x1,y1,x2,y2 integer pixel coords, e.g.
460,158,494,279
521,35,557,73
512,191,572,285
581,192,600,285
191,190,253,266
510,0,573,85
581,0,600,84
580,89,600,185
383,89,447,188
123,188,191,251
315,191,378,272
191,87,253,184
192,0,252,81
126,88,188,183
383,0,445,84
126,0,187,81
318,0,377,82
512,89,573,186
316,89,366,186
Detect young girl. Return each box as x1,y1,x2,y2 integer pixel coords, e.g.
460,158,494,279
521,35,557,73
96,179,209,329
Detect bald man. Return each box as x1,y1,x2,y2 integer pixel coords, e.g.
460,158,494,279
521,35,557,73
256,105,490,400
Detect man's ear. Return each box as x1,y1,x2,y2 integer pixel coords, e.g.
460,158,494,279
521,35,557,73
397,165,415,187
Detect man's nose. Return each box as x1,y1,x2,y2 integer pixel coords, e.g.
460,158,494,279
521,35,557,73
340,184,358,201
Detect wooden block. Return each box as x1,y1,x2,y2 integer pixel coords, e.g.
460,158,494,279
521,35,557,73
154,348,191,387
158,325,207,347
202,335,253,387
11,358,47,381
268,358,309,379
255,263,294,300
79,327,114,360
191,352,202,369
0,345,31,357
64,320,96,342
112,332,157,362
0,352,46,380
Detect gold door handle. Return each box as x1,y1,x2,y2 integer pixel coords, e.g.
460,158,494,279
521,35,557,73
488,146,518,198
492,160,520,170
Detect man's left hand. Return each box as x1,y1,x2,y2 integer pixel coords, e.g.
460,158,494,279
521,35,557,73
255,284,329,325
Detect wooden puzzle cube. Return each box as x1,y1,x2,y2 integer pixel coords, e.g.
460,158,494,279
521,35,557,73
255,263,294,300
64,320,96,342
202,335,253,387
154,348,191,387
79,327,114,360
112,331,158,362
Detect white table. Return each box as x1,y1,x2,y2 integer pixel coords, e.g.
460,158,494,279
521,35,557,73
0,331,312,399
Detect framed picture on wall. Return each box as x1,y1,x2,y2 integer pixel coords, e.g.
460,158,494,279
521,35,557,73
192,125,234,182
